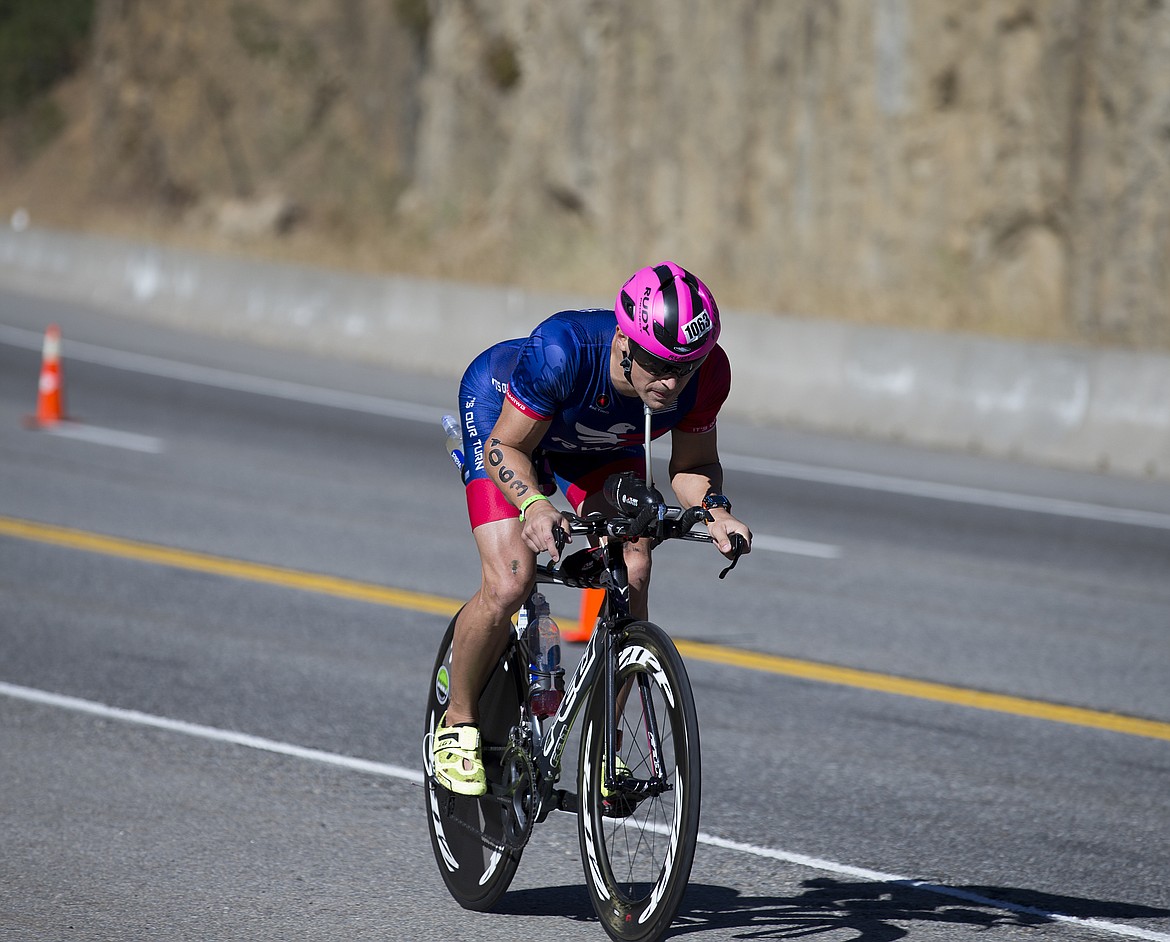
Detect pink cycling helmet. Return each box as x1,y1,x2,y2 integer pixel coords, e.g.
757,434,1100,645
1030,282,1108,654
615,261,720,362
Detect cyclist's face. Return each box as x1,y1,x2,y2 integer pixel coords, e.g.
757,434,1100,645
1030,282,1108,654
626,341,702,408
628,342,706,380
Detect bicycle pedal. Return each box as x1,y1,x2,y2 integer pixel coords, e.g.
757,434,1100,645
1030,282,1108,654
601,794,639,819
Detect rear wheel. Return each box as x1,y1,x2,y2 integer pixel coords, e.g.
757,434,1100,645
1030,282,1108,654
423,611,525,911
577,621,701,941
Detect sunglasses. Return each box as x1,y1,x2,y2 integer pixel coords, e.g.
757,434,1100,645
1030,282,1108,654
628,342,706,379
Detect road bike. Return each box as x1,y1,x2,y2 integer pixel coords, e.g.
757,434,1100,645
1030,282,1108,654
422,467,745,942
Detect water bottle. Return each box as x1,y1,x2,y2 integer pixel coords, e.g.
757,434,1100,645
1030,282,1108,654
524,591,564,717
441,414,466,478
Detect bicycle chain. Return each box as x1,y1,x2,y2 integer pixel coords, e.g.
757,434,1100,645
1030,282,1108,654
434,740,536,855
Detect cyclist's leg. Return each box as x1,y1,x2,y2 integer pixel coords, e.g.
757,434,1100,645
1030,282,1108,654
619,528,652,621
446,509,535,727
434,501,534,795
577,490,652,619
554,450,654,620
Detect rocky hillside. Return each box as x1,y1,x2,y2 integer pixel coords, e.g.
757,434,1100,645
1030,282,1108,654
3,0,1168,348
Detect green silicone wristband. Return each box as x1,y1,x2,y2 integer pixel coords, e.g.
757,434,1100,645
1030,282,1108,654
518,493,551,521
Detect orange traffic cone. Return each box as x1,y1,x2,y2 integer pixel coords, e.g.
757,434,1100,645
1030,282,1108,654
565,587,605,643
26,324,67,427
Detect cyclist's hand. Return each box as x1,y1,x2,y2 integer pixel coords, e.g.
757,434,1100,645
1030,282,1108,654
521,499,571,562
707,513,752,558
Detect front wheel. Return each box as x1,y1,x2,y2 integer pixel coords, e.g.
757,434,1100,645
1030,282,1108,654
423,610,525,911
577,621,701,942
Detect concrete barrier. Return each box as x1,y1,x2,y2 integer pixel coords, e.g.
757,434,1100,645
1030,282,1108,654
2,226,1167,479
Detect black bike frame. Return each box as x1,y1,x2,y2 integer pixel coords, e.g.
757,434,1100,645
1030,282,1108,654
506,534,656,823
482,486,733,833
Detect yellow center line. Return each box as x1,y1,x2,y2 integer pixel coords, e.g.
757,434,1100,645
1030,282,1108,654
672,639,1170,742
0,515,460,617
4,514,1169,743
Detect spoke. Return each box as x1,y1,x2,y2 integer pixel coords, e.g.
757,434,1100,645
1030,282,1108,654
579,624,699,937
606,667,679,892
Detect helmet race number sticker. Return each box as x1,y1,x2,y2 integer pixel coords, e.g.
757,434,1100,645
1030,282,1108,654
682,310,712,343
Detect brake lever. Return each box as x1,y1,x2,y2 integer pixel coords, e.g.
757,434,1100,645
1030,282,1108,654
718,533,748,579
552,525,569,557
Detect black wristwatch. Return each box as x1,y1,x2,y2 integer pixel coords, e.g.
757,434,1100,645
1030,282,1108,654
701,493,732,513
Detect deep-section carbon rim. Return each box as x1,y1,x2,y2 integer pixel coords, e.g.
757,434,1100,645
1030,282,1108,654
577,621,701,942
423,611,525,911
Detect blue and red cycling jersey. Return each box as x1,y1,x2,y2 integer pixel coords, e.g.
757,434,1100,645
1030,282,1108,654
457,308,731,528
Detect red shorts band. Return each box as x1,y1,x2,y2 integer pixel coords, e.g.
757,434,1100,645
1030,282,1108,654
466,478,520,530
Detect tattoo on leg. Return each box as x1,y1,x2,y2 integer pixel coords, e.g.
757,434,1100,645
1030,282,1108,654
511,559,519,575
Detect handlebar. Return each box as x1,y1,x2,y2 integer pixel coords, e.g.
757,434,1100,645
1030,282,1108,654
550,502,712,552
546,472,748,580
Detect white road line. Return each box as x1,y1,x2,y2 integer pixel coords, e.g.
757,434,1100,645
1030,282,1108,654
4,324,1168,530
3,680,1167,942
44,421,165,453
722,453,1170,531
0,323,442,424
0,680,423,784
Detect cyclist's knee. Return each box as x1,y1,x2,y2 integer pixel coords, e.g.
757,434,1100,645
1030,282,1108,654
480,582,529,622
624,540,652,589
479,561,535,621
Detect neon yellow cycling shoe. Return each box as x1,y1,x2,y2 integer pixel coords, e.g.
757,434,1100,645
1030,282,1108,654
600,754,630,798
601,754,637,817
432,713,487,797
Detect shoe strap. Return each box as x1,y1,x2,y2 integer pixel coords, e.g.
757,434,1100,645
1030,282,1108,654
437,724,481,753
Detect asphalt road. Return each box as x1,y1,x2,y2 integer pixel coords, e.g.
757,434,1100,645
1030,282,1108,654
2,286,1169,942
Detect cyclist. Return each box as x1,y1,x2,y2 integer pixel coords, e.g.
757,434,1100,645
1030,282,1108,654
433,261,753,796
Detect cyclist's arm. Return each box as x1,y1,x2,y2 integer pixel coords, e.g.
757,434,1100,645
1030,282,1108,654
668,429,752,556
486,401,569,559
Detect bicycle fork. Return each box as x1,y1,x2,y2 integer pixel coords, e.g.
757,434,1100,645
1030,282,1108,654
589,535,670,803
602,627,672,800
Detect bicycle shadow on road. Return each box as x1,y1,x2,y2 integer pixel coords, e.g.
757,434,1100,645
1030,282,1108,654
491,878,1170,939
665,878,1170,940
492,883,595,919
